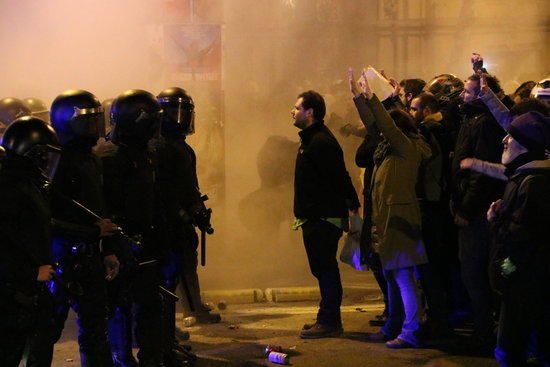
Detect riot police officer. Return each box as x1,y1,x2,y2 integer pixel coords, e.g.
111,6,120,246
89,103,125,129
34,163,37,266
104,89,166,367
0,116,60,366
155,87,218,329
27,90,120,367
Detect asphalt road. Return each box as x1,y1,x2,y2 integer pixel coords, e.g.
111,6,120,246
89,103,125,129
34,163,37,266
50,270,498,367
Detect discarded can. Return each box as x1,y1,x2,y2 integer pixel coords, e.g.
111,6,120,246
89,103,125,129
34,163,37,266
217,300,227,310
264,344,283,357
183,316,196,327
267,351,289,365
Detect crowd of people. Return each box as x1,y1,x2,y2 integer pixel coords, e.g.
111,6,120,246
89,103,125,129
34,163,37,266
0,52,548,367
291,54,549,366
0,88,217,366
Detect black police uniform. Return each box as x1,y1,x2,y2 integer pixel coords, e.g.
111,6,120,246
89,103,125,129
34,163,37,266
103,144,164,366
24,90,115,367
156,88,216,334
156,135,205,335
39,144,114,367
0,158,55,367
0,117,59,367
104,89,165,367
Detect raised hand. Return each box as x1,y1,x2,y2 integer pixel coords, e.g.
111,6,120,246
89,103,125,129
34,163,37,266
360,69,374,100
471,52,484,72
380,69,400,97
348,67,361,97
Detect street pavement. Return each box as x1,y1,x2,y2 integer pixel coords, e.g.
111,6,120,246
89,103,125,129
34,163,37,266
50,269,498,366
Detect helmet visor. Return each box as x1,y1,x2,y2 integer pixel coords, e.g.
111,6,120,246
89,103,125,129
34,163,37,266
164,103,195,135
24,144,61,183
70,112,103,140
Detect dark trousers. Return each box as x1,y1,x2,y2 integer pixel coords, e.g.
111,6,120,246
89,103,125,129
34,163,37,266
495,270,550,367
360,212,388,313
27,247,113,367
302,219,343,327
458,218,495,339
417,200,452,326
0,288,54,367
108,263,164,366
0,325,27,367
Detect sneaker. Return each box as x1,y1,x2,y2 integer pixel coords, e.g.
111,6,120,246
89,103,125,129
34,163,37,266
385,337,417,349
299,323,343,339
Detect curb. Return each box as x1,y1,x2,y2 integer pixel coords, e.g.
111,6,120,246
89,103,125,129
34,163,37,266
200,285,381,304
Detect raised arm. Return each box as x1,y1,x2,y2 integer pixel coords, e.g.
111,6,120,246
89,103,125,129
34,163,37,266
359,70,412,157
478,73,513,130
460,157,507,181
349,68,380,137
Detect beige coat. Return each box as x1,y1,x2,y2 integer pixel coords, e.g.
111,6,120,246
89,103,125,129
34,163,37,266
367,95,431,270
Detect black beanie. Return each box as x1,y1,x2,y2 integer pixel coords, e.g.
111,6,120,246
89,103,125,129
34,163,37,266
508,111,550,156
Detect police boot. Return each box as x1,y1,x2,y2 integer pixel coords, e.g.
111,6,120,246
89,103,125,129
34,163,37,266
174,326,190,341
164,344,196,367
113,352,138,367
181,271,220,324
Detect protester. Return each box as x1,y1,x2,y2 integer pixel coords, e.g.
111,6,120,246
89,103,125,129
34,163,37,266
485,112,550,366
451,73,507,351
348,69,388,327
409,92,455,337
292,90,360,339
353,69,431,349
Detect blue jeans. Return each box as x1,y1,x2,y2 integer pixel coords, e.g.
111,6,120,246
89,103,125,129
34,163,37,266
382,267,423,346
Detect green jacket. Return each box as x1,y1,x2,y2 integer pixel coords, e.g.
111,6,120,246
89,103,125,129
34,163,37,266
367,95,431,270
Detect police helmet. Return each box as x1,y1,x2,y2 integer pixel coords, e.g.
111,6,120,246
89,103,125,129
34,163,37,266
110,89,161,147
531,76,550,107
0,97,32,126
157,87,195,136
425,74,464,105
1,116,61,183
50,90,103,147
23,97,50,122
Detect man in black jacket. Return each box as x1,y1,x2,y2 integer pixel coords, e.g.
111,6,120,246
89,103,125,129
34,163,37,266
487,111,550,366
451,74,506,348
0,117,59,366
410,92,455,336
292,90,359,339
